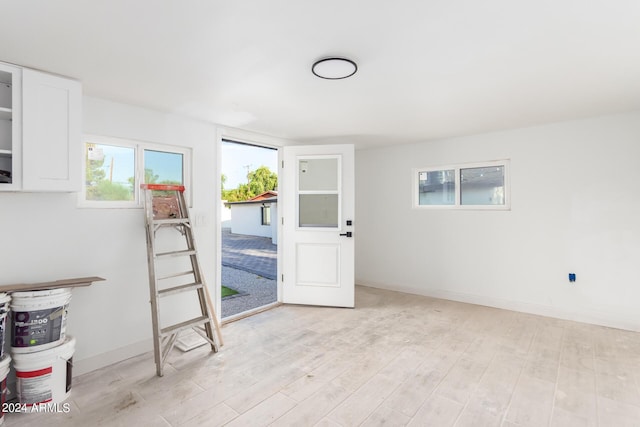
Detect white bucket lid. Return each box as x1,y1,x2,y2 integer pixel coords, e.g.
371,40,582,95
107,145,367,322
12,287,72,299
12,336,76,368
10,288,72,311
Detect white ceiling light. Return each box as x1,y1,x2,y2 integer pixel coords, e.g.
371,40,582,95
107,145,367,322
312,57,357,80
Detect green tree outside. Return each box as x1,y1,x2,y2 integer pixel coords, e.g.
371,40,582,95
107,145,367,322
90,180,133,200
222,166,277,202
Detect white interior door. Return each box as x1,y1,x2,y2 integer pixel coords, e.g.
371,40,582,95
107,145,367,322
281,144,354,308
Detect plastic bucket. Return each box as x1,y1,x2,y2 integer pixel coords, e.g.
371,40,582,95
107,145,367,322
0,293,10,359
0,355,11,425
12,336,75,406
10,288,72,353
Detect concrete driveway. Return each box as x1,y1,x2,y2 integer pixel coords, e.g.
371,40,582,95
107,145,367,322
221,229,277,318
221,228,277,279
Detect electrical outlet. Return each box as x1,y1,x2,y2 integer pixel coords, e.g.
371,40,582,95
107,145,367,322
568,273,576,282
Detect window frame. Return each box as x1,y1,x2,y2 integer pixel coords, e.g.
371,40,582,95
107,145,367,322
261,204,271,226
412,159,510,210
79,134,192,208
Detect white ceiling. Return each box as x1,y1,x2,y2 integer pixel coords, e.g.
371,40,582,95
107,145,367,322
2,1,640,148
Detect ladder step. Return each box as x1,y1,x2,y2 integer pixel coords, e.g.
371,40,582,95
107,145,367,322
158,270,195,281
161,316,210,336
153,218,190,225
155,249,196,258
158,282,203,297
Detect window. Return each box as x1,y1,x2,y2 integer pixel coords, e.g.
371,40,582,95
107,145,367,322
297,156,340,228
85,143,136,202
418,169,455,205
144,149,184,186
80,135,191,207
460,165,505,206
414,160,509,209
261,205,271,225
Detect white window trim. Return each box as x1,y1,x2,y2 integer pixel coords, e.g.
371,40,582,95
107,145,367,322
79,134,192,208
412,159,510,210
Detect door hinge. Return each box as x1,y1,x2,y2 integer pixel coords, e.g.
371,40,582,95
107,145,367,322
281,274,284,282
281,217,284,225
281,160,284,168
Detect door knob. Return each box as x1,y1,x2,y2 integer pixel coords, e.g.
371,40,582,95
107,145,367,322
339,232,353,237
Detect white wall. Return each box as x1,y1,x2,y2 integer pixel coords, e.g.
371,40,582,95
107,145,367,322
0,97,218,374
355,110,640,332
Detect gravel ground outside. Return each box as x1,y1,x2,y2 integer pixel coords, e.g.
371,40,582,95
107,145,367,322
221,265,276,318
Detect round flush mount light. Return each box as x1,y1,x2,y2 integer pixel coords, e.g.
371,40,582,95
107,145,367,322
312,57,358,80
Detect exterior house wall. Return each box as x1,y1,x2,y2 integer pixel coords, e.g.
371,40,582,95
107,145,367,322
230,203,272,238
356,110,640,332
221,201,232,228
230,202,278,244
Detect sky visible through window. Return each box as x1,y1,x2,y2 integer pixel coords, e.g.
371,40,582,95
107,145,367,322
94,145,183,185
222,141,278,189
144,149,183,183
94,144,133,186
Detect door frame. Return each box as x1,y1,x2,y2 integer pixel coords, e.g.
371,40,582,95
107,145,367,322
215,128,287,322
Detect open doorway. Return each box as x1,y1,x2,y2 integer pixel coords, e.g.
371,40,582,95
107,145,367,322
220,139,279,319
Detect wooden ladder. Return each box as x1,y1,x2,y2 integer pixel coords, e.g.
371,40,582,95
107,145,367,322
141,184,223,376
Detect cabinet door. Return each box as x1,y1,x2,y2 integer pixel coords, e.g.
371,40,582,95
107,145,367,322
22,69,81,192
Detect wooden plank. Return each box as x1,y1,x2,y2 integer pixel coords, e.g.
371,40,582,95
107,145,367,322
0,276,106,292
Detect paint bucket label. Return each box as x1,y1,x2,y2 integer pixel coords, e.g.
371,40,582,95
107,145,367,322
11,306,67,348
17,367,53,406
12,336,75,406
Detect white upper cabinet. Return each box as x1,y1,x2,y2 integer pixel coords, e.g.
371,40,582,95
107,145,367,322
0,62,81,192
22,68,81,192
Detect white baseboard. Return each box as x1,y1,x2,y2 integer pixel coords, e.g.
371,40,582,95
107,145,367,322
73,339,153,376
358,281,640,332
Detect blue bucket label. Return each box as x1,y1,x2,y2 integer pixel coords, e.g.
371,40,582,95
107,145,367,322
11,306,67,348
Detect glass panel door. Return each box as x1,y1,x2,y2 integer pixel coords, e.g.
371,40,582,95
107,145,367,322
297,156,340,228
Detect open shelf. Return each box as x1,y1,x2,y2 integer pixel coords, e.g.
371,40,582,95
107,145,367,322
0,107,11,120
0,66,15,189
0,276,106,292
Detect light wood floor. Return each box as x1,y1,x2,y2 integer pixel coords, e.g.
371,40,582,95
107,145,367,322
5,286,640,426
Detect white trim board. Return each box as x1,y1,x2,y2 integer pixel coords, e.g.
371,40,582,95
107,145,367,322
357,282,640,333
